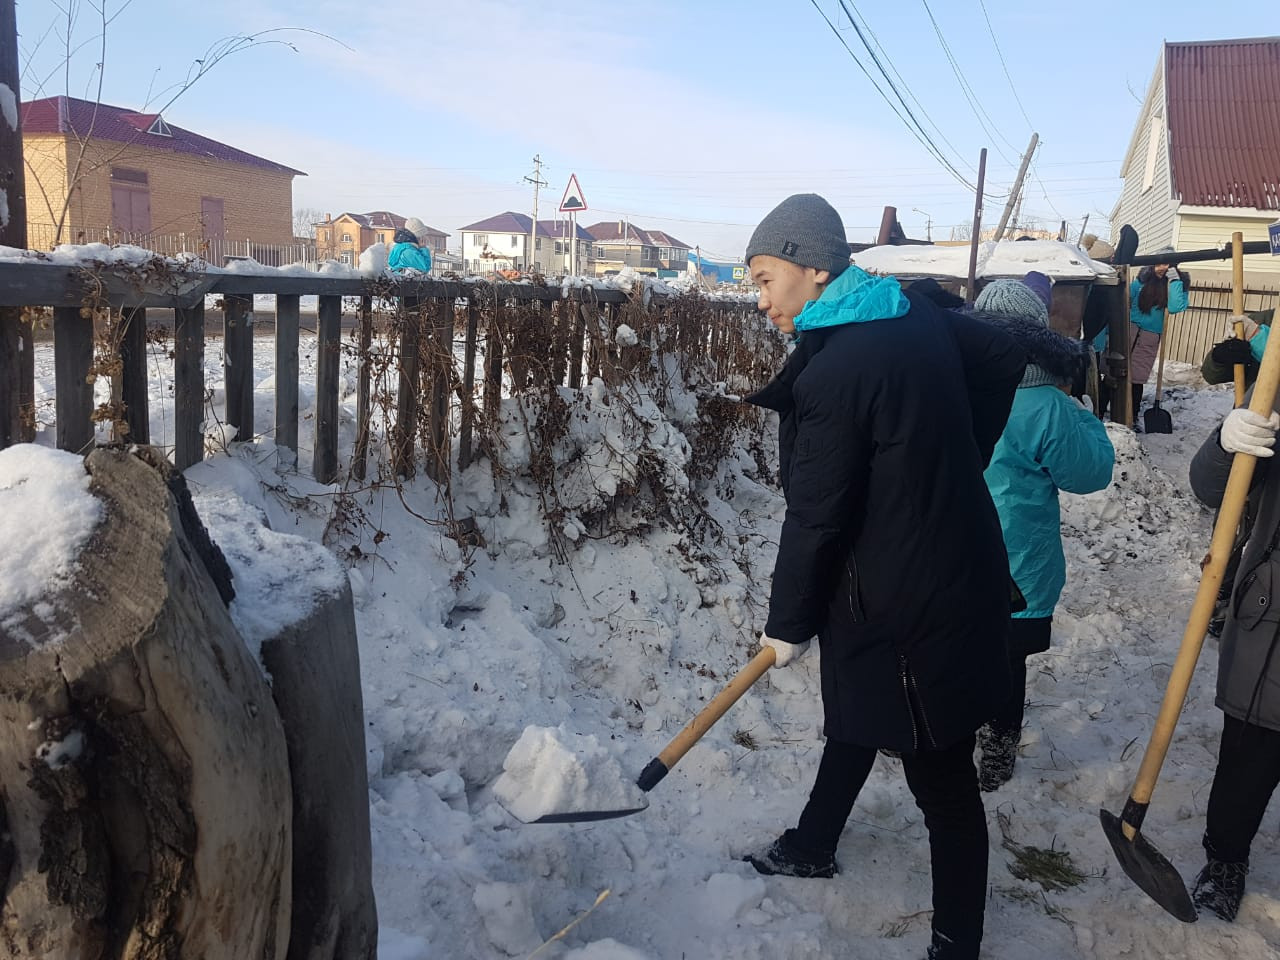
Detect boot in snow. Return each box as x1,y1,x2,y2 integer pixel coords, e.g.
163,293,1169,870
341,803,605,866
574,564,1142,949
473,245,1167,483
924,930,979,960
1192,856,1248,921
977,724,1019,792
744,828,837,879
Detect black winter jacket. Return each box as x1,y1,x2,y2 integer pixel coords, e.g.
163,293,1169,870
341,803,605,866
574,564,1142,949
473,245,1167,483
747,292,1025,751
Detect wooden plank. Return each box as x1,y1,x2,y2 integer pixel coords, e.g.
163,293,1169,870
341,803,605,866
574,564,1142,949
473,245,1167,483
393,296,421,478
224,294,254,442
53,306,94,454
119,307,149,444
352,296,373,482
458,298,479,470
483,298,504,431
549,300,569,386
174,302,206,470
275,294,301,459
425,297,452,483
567,301,586,390
0,306,34,448
313,295,342,484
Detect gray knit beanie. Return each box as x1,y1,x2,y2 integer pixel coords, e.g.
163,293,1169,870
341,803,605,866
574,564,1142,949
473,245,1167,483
974,279,1049,327
745,194,850,276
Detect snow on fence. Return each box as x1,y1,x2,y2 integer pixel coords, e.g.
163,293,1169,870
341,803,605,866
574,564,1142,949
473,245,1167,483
1164,280,1280,367
0,258,775,488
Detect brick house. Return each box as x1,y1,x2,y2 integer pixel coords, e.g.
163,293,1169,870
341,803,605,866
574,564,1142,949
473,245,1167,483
315,212,449,266
584,220,691,275
21,95,304,261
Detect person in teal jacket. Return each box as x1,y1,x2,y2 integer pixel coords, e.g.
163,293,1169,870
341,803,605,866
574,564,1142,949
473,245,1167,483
972,279,1116,790
387,227,433,274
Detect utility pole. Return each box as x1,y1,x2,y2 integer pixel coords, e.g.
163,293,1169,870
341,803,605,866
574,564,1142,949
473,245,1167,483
912,207,933,242
966,148,987,305
523,154,546,273
0,0,32,448
993,133,1037,242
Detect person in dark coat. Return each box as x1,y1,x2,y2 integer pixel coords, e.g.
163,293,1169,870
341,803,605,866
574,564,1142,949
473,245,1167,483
1190,396,1280,921
740,194,1025,960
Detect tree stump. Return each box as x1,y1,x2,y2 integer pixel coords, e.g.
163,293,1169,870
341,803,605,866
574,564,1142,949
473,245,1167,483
0,447,293,960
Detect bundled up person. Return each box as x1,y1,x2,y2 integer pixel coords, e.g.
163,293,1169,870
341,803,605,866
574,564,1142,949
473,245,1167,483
1189,389,1280,921
387,224,433,274
742,194,1026,960
1105,252,1187,424
1201,309,1276,391
971,279,1115,790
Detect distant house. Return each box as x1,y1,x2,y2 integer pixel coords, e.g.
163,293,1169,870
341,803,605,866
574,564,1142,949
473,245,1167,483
458,212,594,275
21,95,304,260
315,212,449,266
1111,38,1280,281
584,221,691,276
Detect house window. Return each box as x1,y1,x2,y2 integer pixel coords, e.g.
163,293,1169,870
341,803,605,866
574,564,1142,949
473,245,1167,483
596,246,605,258
474,234,488,247
110,167,151,235
1142,114,1162,193
342,233,352,243
511,234,520,248
535,238,542,251
554,241,563,255
340,252,352,265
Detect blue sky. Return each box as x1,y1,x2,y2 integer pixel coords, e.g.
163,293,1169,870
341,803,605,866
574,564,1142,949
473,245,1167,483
16,0,1275,258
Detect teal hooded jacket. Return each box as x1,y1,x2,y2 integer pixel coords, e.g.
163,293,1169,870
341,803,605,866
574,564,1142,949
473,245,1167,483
984,386,1114,619
388,242,433,274
794,263,910,332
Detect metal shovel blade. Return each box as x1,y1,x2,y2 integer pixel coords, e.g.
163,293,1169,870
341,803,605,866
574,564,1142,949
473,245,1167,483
524,798,650,825
1143,405,1173,434
1099,808,1197,922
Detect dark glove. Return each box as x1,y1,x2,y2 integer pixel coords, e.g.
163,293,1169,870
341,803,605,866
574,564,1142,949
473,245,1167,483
1210,337,1255,366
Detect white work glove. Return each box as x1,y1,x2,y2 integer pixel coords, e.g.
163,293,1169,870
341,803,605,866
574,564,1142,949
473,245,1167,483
760,632,810,667
1165,266,1180,282
1220,408,1280,457
1228,315,1261,340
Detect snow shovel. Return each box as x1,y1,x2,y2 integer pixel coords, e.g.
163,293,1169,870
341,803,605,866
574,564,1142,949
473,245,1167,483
1100,298,1280,921
1143,310,1173,434
530,646,777,823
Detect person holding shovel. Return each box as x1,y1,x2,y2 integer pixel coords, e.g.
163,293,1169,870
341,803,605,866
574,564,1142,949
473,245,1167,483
970,279,1115,791
1189,393,1280,921
742,194,1025,960
1126,252,1187,426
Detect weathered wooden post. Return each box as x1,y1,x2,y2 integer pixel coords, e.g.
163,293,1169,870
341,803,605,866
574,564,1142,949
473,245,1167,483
0,0,33,449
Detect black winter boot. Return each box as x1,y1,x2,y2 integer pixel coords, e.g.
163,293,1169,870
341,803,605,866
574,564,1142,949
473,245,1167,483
924,929,979,960
1192,855,1248,921
744,828,837,879
977,724,1019,792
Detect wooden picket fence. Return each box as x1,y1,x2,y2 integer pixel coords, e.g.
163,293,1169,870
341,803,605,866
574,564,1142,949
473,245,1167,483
0,260,774,486
1163,280,1280,366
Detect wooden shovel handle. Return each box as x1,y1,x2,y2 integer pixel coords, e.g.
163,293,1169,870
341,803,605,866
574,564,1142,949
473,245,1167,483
1233,231,1247,408
1154,309,1169,399
1124,251,1280,836
655,646,776,771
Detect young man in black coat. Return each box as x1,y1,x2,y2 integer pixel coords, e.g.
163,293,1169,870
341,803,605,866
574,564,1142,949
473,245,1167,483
741,194,1025,960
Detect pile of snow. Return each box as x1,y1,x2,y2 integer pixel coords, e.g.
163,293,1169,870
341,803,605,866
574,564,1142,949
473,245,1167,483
0,445,102,638
493,725,645,822
852,238,1115,281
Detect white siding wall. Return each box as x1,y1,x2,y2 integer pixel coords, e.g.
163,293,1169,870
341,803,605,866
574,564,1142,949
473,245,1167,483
1111,67,1179,253
1174,212,1280,283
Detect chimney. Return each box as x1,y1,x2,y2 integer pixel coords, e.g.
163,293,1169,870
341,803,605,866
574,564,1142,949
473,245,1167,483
325,213,331,222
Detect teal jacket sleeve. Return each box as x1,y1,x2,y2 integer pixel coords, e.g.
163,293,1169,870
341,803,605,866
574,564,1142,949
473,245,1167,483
1168,277,1188,314
1039,393,1115,495
1251,323,1270,363
388,243,433,273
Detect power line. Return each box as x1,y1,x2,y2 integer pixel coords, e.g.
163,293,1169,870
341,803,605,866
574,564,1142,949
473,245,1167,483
976,0,1035,132
919,0,1019,162
808,0,982,195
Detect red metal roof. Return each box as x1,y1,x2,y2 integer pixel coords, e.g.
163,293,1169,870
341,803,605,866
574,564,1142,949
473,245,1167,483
1165,38,1280,210
21,96,305,176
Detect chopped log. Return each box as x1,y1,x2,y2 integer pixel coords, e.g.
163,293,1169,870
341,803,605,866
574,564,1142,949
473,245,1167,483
0,446,292,959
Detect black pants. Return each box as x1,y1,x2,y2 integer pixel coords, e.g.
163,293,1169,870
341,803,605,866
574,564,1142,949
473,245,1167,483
793,736,987,955
988,618,1053,737
1205,713,1280,864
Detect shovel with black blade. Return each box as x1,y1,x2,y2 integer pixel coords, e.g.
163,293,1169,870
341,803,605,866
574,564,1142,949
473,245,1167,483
1101,279,1280,921
1143,309,1173,434
510,646,777,824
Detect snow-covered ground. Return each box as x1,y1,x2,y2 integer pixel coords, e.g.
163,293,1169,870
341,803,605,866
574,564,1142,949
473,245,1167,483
15,329,1280,958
